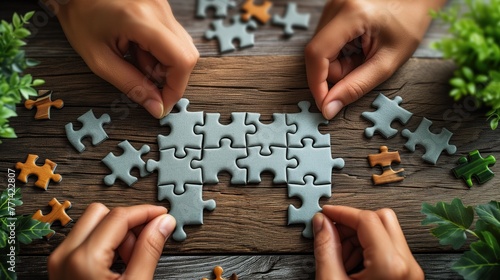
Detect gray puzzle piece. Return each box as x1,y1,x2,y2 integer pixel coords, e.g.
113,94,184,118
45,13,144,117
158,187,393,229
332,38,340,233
196,0,236,18
288,175,331,239
195,112,255,148
237,146,297,184
361,93,413,139
65,109,111,153
158,98,203,158
191,138,247,184
272,2,310,36
246,113,295,155
402,117,456,164
205,15,258,53
287,138,345,184
286,101,330,147
102,140,150,186
158,184,216,241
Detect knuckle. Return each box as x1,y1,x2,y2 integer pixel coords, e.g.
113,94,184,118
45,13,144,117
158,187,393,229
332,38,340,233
108,207,129,220
143,233,165,260
304,41,321,60
342,80,366,103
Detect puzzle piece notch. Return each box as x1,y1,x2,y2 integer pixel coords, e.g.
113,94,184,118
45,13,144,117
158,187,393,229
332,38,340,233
202,266,238,280
288,175,331,238
241,0,272,23
272,2,310,36
24,90,64,120
245,113,295,155
368,146,405,185
237,146,297,184
16,154,62,190
286,101,330,148
158,184,216,241
205,15,258,53
452,150,496,187
361,93,413,139
65,109,111,153
401,118,457,164
32,198,72,238
102,140,151,186
196,0,236,18
194,112,255,149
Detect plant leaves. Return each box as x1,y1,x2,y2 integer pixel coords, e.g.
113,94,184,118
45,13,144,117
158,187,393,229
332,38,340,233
0,188,22,217
476,201,500,228
452,234,500,280
15,215,53,244
0,254,16,280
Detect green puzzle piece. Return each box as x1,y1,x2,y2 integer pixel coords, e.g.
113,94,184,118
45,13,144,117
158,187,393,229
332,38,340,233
452,150,496,187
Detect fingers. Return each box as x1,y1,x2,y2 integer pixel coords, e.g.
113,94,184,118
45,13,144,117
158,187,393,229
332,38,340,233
376,208,413,256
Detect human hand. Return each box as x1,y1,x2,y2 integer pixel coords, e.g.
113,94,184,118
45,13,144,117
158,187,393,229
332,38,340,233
48,203,176,280
313,205,424,280
51,0,199,119
305,0,447,120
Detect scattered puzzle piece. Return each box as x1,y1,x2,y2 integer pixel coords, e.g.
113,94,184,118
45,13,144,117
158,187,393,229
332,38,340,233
202,266,238,280
288,175,331,239
205,15,258,53
24,90,64,120
194,112,255,148
286,101,330,148
102,140,151,186
272,2,310,36
196,0,236,18
65,109,111,153
361,93,413,139
32,198,72,238
452,150,496,187
16,154,62,190
241,0,272,23
158,184,216,241
402,118,456,164
368,146,405,185
245,113,295,155
237,146,297,184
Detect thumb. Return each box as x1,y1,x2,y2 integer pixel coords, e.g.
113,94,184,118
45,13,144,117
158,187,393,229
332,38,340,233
122,214,176,279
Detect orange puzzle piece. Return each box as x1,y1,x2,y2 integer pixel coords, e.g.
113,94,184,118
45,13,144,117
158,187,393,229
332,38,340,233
25,90,64,120
368,146,405,185
241,0,272,23
32,198,72,238
16,154,62,190
202,266,238,280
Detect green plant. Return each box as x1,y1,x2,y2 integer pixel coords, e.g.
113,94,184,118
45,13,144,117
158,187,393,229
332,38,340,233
0,11,44,143
431,0,500,129
422,198,500,279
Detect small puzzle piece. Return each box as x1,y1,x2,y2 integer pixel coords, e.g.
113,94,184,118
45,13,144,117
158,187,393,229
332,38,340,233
102,140,151,186
237,146,297,184
194,112,255,148
205,15,258,53
196,0,236,18
452,150,496,187
191,138,247,184
65,109,111,153
287,138,344,184
241,0,272,24
361,93,413,139
288,175,331,239
368,146,405,185
32,198,72,238
158,184,216,241
245,113,294,155
147,148,202,194
24,90,64,120
202,266,238,280
158,98,204,158
16,154,62,190
272,2,310,36
286,101,330,148
402,118,456,164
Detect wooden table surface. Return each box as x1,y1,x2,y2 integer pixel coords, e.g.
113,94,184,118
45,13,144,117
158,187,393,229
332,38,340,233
1,0,494,279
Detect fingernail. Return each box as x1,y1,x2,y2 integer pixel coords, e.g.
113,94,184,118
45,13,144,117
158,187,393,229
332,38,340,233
158,214,176,239
313,213,324,235
161,104,174,118
323,100,343,120
144,99,164,119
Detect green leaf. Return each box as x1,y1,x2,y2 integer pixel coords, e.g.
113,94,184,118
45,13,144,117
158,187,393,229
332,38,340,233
19,87,37,99
0,254,16,280
452,236,500,280
421,198,475,249
15,216,53,244
12,13,20,29
23,11,34,22
0,188,22,217
31,79,44,87
476,201,500,228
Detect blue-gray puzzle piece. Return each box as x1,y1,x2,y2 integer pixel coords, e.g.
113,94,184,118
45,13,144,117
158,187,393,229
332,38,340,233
272,2,310,36
361,93,413,139
196,0,236,18
102,140,150,186
246,113,295,155
288,175,331,239
402,117,456,164
194,112,255,148
286,101,330,148
237,146,297,184
205,15,258,53
65,109,111,153
158,184,216,241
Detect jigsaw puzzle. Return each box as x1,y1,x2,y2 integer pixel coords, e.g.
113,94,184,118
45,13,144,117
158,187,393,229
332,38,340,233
361,93,413,139
202,266,238,280
158,184,216,241
286,101,330,147
205,15,258,53
401,118,456,164
24,90,64,120
196,0,236,18
102,140,151,186
237,146,297,184
194,112,254,148
245,113,295,155
32,198,72,238
368,146,405,185
16,154,62,190
241,0,272,23
272,2,310,36
65,109,111,153
452,150,496,187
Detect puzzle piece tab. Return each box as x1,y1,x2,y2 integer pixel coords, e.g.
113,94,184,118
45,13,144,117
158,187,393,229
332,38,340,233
102,140,150,186
194,112,255,148
368,146,404,185
237,146,297,184
65,109,111,153
16,154,62,190
241,0,272,23
272,2,310,36
245,113,295,155
196,0,236,18
24,90,64,120
205,15,258,53
158,184,215,241
202,266,238,280
32,198,72,238
452,150,496,187
286,101,330,148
